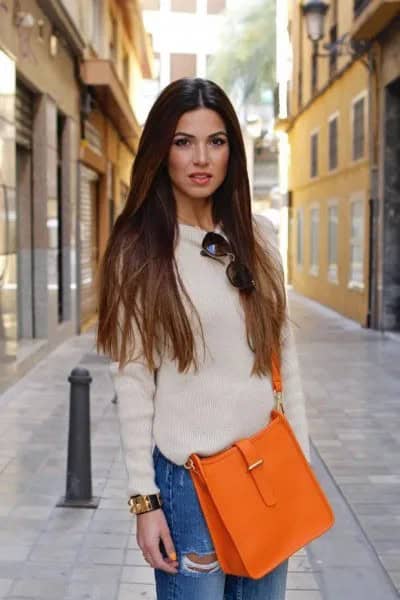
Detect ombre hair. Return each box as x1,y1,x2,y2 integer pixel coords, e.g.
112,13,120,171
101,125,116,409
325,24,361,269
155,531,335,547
96,78,287,376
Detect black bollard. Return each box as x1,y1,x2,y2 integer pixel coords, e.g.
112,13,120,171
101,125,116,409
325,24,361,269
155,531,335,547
57,367,99,508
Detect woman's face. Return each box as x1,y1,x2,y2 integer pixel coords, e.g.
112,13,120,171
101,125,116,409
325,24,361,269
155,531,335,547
167,108,230,205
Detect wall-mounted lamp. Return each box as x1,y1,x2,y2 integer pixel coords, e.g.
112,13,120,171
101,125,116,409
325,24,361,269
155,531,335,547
302,0,329,44
301,0,372,70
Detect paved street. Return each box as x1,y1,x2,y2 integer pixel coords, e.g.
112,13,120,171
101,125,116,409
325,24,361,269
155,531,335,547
291,290,400,599
0,291,398,599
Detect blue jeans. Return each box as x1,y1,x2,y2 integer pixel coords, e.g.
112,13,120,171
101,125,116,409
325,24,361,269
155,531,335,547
153,446,289,600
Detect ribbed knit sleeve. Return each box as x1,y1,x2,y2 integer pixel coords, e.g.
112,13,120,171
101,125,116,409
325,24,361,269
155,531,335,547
253,214,311,462
110,357,160,496
109,293,161,497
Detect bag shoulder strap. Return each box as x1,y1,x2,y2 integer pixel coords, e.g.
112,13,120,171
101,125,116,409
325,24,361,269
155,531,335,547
271,351,282,392
271,351,284,413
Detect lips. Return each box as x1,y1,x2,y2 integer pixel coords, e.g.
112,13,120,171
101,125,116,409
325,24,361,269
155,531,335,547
189,173,212,185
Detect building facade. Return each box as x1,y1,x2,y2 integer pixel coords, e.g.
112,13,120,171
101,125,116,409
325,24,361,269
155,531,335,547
65,0,153,331
277,1,374,326
352,1,400,331
0,0,153,389
276,0,400,331
0,0,84,389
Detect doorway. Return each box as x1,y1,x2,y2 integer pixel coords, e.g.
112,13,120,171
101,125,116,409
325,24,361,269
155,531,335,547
383,78,400,330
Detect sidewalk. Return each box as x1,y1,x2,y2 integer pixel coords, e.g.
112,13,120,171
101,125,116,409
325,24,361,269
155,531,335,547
0,292,398,599
290,289,400,598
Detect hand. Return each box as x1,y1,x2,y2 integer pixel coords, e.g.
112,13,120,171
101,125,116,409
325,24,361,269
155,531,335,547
136,508,179,574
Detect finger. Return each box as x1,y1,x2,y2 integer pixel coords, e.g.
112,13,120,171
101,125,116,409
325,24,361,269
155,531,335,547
160,527,178,564
150,541,178,574
142,552,152,564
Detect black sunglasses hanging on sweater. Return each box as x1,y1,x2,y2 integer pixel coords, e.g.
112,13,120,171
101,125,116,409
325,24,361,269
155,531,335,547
201,232,256,292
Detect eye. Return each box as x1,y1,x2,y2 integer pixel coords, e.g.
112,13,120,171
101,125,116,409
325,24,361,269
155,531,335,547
174,138,190,147
210,137,227,146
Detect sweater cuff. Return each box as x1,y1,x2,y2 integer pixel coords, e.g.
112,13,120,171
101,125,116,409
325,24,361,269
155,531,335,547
127,475,160,498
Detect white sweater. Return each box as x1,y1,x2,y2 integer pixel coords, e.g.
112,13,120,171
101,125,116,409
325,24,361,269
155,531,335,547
110,214,310,496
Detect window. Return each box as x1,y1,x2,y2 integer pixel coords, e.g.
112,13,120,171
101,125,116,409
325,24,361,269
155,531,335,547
90,0,102,54
329,24,338,77
120,181,129,211
310,206,319,276
349,199,364,287
170,53,197,81
328,114,338,171
298,69,303,109
328,204,338,282
123,51,130,90
352,95,366,161
298,12,303,108
296,209,304,268
171,0,196,12
141,0,160,8
354,0,371,17
207,0,226,13
109,12,118,64
310,131,319,178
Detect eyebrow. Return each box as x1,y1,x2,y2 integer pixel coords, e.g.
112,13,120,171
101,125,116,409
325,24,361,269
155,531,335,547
173,130,228,138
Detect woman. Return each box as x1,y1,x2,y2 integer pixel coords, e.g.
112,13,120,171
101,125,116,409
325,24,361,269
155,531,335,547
97,78,310,600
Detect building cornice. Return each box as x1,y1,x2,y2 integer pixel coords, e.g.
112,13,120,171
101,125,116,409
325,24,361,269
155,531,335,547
80,58,140,153
36,0,85,57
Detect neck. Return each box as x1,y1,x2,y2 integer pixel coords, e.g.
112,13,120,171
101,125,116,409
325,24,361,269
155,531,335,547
175,196,215,231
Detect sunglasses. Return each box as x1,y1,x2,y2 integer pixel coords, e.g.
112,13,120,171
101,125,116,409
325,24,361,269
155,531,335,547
201,232,256,292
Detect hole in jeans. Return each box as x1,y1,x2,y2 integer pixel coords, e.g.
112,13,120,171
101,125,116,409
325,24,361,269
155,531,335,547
181,551,221,574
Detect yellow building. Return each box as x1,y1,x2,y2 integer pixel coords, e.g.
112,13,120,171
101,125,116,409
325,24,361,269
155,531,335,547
277,1,373,326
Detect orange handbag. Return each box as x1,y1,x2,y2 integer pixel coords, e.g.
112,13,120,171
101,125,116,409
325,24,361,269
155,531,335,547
184,354,335,579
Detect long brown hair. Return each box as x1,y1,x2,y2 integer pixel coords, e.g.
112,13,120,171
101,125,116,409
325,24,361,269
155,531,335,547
96,78,287,376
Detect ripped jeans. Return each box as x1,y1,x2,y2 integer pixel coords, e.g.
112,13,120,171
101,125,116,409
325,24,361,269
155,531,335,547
153,446,289,600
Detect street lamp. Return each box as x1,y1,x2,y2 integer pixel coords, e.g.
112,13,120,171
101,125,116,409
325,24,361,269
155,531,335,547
301,0,372,70
301,0,329,44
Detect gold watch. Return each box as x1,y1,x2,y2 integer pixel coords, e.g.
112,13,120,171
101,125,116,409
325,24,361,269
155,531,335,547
128,493,162,515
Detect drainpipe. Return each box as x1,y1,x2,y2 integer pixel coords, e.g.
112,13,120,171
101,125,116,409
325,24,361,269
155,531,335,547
366,43,380,330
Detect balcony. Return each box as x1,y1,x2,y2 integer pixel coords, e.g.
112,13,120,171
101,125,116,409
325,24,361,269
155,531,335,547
80,59,141,153
352,0,400,40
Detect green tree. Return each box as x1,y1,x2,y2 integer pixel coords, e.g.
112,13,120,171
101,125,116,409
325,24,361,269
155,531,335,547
208,0,276,108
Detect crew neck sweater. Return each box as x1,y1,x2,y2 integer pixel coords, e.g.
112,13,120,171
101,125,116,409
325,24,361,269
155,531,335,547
110,214,310,496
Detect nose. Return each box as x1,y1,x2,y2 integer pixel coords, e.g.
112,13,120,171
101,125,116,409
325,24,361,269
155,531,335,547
192,142,210,166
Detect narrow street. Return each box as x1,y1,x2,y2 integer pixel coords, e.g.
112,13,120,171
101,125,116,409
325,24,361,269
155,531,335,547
0,292,398,599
